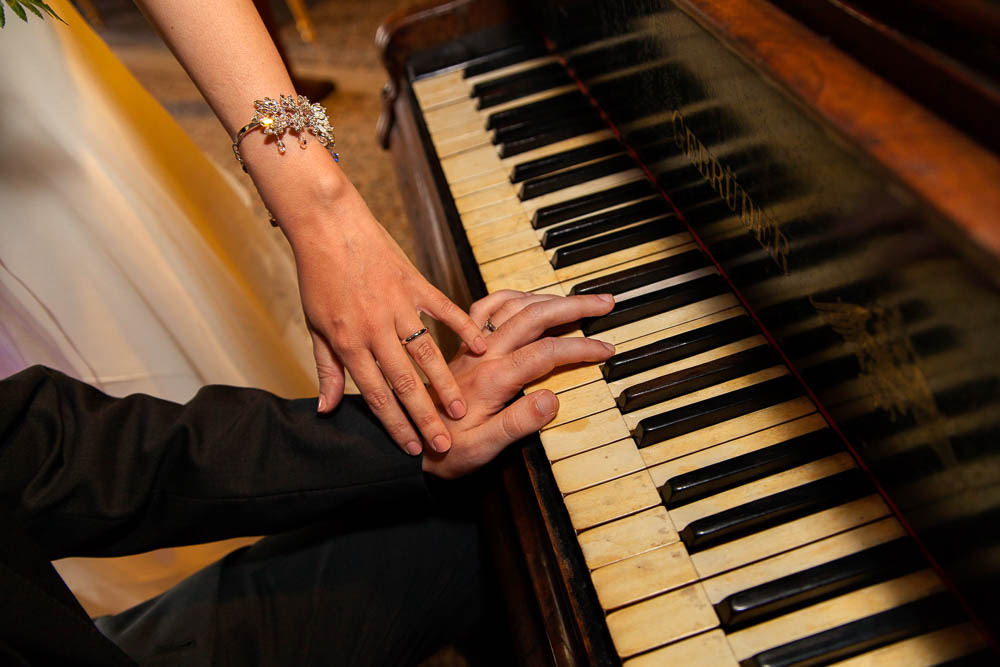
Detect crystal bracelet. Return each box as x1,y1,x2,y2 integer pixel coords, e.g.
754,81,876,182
232,94,340,225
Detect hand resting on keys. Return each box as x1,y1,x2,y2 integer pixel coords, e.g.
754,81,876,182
423,291,615,479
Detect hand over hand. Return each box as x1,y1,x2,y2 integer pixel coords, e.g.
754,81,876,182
283,183,487,457
422,292,615,479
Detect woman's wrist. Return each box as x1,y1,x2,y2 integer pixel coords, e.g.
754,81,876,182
240,140,361,240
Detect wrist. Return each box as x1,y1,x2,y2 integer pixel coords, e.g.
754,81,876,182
242,151,360,240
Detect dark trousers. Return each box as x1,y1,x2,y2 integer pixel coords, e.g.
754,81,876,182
95,501,490,666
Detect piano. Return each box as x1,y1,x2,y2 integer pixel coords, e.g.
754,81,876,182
375,0,1000,664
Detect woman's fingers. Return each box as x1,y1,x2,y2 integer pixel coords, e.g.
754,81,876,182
421,286,487,354
311,329,346,413
346,350,423,455
398,319,466,420
489,294,615,354
373,335,454,454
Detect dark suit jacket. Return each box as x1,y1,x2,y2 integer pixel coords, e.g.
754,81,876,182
0,366,427,665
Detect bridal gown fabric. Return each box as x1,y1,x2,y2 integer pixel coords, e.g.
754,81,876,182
0,2,318,616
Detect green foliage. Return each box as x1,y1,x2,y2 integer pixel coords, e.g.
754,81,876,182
0,0,65,28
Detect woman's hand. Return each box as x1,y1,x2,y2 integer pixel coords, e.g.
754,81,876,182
132,0,489,457
423,292,615,479
281,180,486,456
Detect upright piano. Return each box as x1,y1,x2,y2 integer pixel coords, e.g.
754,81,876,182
375,1,1000,664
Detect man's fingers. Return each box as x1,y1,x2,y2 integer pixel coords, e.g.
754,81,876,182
469,290,525,327
501,336,615,390
311,330,345,413
490,294,615,354
400,321,466,420
489,293,559,331
422,287,487,354
471,390,560,450
347,351,423,456
374,337,453,454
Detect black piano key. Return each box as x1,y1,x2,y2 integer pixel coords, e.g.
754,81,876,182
520,154,636,200
492,107,595,145
570,248,708,295
716,538,926,630
532,179,654,228
551,217,684,269
618,345,778,413
633,374,802,448
511,139,621,182
565,37,648,79
678,468,872,553
463,43,549,79
498,116,606,157
661,429,842,507
486,91,585,131
543,198,670,249
936,650,998,667
471,62,567,98
740,592,964,667
602,315,759,382
580,274,728,336
474,65,572,110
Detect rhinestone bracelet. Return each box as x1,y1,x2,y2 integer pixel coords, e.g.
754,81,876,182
232,95,340,224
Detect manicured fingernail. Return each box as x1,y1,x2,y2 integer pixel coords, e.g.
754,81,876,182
473,336,487,354
597,293,614,304
317,395,326,412
535,391,559,417
405,441,422,456
432,434,451,452
449,399,466,419
601,341,616,353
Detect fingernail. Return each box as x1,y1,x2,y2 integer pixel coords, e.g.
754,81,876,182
473,336,487,354
405,441,422,456
317,395,326,412
601,341,616,354
449,399,466,419
432,434,451,452
535,391,559,417
597,293,614,304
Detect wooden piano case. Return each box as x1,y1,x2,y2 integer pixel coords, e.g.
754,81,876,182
377,0,1000,663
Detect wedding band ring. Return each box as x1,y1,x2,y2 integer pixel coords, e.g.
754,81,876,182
483,319,497,333
401,328,428,345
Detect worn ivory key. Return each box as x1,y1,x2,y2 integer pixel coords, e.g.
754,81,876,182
606,582,719,658
624,629,739,667
591,540,700,610
551,438,645,494
563,470,661,531
577,506,679,570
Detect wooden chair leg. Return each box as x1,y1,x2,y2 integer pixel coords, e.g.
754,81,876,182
73,0,103,27
285,0,316,43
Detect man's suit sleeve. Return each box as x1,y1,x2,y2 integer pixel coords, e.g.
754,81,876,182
0,366,428,560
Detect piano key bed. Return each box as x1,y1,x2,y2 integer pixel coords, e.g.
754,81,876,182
406,41,992,666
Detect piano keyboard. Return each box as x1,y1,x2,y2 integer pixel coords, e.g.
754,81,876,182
410,45,989,666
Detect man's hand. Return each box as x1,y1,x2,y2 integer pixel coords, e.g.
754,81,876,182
422,293,615,479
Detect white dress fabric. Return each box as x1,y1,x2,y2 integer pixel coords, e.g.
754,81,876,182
0,1,318,615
